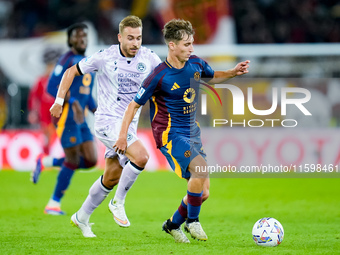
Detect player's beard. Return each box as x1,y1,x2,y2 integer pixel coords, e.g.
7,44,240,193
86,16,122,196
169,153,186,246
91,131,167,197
73,44,87,55
76,47,86,55
126,47,138,57
122,44,139,58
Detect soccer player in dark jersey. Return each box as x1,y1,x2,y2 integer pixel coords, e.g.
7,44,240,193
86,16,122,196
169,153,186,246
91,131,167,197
36,23,97,215
113,19,250,243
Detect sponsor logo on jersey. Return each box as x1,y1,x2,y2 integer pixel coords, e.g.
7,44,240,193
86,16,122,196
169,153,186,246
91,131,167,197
183,88,196,103
136,87,145,99
113,60,118,71
171,82,180,90
137,62,146,72
194,71,200,81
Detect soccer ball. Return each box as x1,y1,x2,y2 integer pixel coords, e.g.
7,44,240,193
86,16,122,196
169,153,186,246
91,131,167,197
252,217,284,247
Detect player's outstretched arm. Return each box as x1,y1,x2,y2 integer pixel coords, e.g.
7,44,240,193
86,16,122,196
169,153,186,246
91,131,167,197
113,101,141,154
50,65,80,118
208,60,250,84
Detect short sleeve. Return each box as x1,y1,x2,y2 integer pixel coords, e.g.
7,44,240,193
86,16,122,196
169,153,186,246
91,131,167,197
134,70,161,106
78,49,105,74
150,51,162,70
200,58,214,79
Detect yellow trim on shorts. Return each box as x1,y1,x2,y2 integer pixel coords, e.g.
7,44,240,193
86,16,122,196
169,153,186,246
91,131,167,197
56,103,69,139
166,140,183,178
151,96,158,121
162,113,171,146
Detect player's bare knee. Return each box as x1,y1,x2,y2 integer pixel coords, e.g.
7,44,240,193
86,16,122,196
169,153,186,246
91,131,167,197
65,157,80,167
90,155,98,165
82,158,97,169
87,158,97,168
134,153,149,168
86,160,97,168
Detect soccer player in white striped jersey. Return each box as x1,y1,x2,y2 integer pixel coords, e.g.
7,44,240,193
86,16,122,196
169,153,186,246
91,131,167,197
50,15,161,237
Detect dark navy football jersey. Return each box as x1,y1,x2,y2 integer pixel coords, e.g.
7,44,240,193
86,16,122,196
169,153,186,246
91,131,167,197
47,51,96,139
47,51,96,120
134,55,214,148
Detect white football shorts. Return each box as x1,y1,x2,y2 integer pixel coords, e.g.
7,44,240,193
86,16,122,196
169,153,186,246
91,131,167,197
94,116,139,167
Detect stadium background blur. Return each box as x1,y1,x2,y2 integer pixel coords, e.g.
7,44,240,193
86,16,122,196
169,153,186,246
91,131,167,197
1,0,340,171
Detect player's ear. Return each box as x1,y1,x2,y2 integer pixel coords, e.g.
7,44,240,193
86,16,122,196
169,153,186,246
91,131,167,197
168,41,176,50
118,33,122,43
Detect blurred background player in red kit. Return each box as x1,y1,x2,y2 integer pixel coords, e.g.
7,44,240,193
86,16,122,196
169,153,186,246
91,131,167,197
27,47,62,155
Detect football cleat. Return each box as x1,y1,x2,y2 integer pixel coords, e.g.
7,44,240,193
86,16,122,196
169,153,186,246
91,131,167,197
184,221,208,241
162,220,190,243
31,153,44,184
108,199,130,227
70,213,96,238
44,206,65,215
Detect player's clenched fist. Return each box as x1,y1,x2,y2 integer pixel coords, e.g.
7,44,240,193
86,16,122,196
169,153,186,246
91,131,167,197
50,98,64,118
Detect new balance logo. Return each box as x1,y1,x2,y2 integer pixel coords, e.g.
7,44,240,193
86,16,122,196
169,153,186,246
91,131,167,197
171,82,180,90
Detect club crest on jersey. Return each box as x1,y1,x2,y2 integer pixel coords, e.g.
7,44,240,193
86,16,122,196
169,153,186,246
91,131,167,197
137,62,146,72
194,72,200,81
183,88,196,103
82,73,92,87
184,150,191,158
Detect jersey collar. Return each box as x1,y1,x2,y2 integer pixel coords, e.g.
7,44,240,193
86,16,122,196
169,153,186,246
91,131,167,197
118,43,139,62
165,58,187,71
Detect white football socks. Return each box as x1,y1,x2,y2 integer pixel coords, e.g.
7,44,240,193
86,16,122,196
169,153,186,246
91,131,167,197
113,161,143,202
78,176,111,223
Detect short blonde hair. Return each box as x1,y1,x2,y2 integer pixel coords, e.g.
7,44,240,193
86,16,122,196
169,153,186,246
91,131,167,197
162,19,195,45
119,15,143,34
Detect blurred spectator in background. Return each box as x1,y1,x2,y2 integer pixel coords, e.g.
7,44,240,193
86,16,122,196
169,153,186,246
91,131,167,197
2,0,340,44
27,47,62,154
230,0,340,43
0,0,163,44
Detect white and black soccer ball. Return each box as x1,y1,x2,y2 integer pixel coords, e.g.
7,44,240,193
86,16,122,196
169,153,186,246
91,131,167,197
252,217,284,247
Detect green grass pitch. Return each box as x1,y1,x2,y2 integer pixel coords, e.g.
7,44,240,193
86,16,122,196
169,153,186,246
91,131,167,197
1,169,339,254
